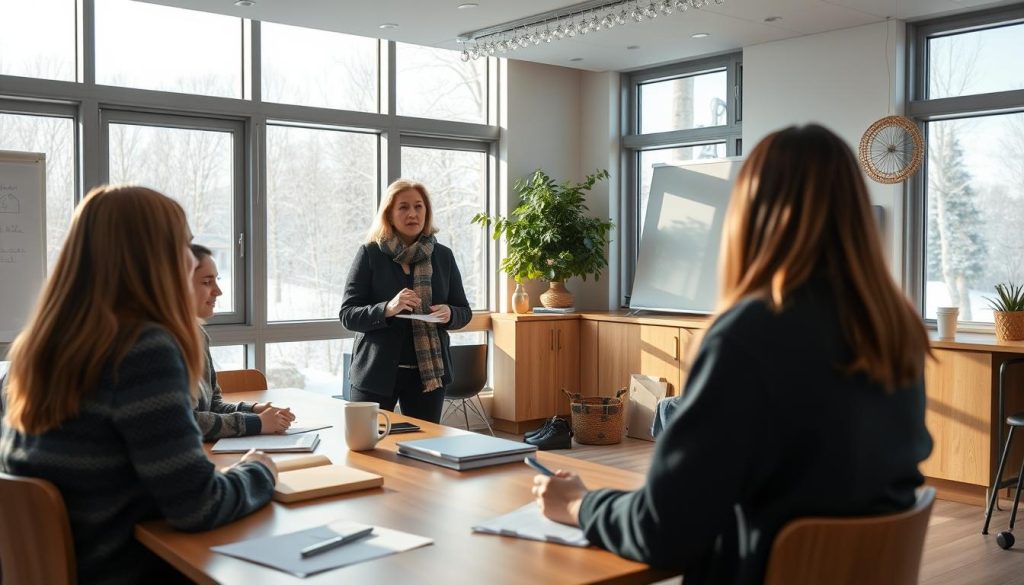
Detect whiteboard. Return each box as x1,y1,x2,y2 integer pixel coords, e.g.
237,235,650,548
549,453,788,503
629,158,741,314
0,151,46,342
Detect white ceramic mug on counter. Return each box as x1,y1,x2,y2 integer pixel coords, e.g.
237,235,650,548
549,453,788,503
344,402,392,451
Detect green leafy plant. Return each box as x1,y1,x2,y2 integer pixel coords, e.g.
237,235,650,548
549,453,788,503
472,169,614,283
985,282,1024,312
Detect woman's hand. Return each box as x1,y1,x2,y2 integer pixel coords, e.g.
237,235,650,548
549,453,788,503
532,470,587,526
385,288,422,318
239,448,278,483
428,304,451,324
258,405,295,434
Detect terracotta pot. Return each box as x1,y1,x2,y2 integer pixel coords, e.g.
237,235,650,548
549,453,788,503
539,281,574,308
994,311,1024,342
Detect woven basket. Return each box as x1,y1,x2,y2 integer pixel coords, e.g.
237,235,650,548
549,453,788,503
562,388,627,445
995,311,1024,342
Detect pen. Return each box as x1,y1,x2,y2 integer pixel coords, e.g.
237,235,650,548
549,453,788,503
524,456,555,477
299,526,374,559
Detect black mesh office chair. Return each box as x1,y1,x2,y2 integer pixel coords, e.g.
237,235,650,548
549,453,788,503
442,344,494,435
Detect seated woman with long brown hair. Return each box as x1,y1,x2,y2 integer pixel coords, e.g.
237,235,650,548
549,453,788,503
532,124,933,585
0,185,277,584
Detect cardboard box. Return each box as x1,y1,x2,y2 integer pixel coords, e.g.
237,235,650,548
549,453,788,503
626,375,669,442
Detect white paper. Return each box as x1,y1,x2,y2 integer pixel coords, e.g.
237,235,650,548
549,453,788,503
395,313,445,323
472,503,589,547
284,424,332,435
211,433,319,453
212,521,433,578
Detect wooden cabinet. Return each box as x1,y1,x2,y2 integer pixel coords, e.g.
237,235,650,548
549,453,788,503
491,315,579,432
583,321,694,397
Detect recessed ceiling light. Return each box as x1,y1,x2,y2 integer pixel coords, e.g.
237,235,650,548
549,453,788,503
234,0,255,6
570,57,583,62
626,45,640,50
691,32,710,38
379,23,399,29
457,2,478,8
764,16,782,22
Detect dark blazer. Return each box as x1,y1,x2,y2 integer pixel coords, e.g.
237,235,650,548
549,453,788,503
577,279,933,585
340,241,472,396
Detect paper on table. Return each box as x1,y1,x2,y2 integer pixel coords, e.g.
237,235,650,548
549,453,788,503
284,424,332,435
211,521,433,578
472,503,589,547
395,313,445,324
211,433,319,453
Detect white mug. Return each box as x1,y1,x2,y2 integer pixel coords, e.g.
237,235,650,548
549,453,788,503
344,402,392,451
936,306,959,341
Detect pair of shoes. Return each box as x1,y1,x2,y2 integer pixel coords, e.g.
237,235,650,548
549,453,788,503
524,416,559,441
525,417,572,451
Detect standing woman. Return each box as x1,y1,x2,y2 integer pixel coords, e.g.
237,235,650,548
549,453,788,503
340,179,472,423
532,125,933,585
1,185,276,584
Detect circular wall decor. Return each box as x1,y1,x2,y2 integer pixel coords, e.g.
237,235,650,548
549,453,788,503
858,115,924,184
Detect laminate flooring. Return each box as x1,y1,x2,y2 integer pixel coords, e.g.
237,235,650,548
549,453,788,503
499,431,1024,585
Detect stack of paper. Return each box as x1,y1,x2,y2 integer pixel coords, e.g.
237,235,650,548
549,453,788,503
211,433,320,453
472,503,589,547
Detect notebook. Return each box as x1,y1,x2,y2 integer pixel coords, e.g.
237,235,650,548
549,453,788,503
396,434,536,471
211,433,320,454
472,503,589,547
273,455,383,503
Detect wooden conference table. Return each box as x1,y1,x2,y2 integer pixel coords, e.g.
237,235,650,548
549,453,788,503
135,389,676,585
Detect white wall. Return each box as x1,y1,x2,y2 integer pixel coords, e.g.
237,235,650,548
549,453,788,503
743,20,907,280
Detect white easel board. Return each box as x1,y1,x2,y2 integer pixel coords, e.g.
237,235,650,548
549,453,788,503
0,151,46,343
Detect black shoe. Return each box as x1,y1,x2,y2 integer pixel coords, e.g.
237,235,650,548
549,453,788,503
524,416,559,440
526,418,572,450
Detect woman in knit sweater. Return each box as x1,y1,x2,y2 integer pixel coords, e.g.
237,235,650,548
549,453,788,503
1,185,278,584
189,244,294,440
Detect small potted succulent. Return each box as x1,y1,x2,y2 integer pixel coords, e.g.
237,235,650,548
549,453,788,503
986,282,1024,342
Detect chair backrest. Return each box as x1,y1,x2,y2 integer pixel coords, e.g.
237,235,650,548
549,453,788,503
763,487,936,585
445,344,488,400
216,369,269,394
0,472,76,585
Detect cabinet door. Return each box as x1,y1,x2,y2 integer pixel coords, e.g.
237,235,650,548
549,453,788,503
554,320,580,415
516,321,557,420
597,321,641,398
639,325,684,395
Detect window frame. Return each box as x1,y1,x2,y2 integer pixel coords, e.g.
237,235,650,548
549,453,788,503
621,52,742,307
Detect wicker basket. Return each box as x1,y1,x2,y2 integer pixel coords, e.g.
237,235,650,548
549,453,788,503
562,388,628,445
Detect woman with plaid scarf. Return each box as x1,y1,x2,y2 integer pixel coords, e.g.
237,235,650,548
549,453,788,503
340,179,472,423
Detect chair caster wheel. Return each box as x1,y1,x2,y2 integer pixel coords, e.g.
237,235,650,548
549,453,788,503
997,531,1015,550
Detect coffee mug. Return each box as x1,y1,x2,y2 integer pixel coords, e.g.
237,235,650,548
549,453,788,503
344,402,392,451
936,306,959,341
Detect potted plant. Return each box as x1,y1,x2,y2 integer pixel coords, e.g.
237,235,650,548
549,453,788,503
986,282,1024,342
473,169,614,310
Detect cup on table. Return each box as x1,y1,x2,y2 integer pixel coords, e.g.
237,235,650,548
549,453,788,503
936,306,959,340
344,402,392,451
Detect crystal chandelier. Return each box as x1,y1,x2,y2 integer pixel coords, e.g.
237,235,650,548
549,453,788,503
457,0,725,61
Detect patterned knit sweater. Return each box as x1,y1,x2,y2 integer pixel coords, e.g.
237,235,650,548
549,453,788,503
0,325,275,585
192,329,261,441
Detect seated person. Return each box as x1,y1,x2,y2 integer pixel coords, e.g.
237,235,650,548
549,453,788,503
189,244,294,440
1,185,278,584
532,125,933,585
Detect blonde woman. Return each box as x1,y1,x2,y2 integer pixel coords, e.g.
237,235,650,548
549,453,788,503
532,125,933,585
0,186,277,584
340,179,471,423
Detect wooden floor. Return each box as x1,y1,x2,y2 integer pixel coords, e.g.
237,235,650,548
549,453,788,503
501,431,1024,585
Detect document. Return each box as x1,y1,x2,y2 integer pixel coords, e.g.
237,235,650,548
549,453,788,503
211,521,433,577
395,313,445,323
472,503,589,547
211,433,320,453
284,424,332,435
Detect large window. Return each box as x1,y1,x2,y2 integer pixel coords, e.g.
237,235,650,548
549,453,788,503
623,54,742,305
911,7,1024,324
0,0,497,368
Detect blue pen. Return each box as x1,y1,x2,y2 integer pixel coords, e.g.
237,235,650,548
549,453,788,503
524,456,555,477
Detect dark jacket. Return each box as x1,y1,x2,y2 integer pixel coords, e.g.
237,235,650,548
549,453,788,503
339,241,472,396
578,281,932,585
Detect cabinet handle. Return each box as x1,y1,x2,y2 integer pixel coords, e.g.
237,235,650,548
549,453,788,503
674,336,680,361
550,329,554,351
557,329,562,350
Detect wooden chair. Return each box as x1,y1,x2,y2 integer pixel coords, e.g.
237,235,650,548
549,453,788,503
216,369,269,394
763,487,936,585
0,472,76,585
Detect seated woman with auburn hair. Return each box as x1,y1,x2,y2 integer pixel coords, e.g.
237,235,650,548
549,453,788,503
532,125,933,585
1,185,277,584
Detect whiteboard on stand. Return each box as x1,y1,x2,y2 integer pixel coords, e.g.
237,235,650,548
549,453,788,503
0,151,46,343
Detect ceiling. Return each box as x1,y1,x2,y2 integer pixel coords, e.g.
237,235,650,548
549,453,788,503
141,0,1017,72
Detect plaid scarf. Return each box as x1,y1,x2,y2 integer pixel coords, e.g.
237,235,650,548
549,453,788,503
379,234,445,392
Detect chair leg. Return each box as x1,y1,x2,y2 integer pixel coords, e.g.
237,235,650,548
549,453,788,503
985,426,1017,534
462,399,471,431
1010,447,1024,531
468,394,495,436
441,399,458,422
